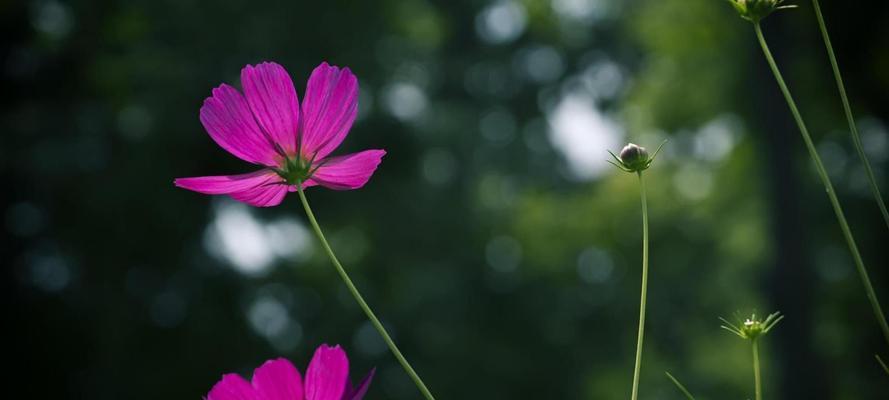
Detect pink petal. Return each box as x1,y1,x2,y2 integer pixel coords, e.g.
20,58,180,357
241,62,300,156
299,62,359,161
310,150,385,190
305,344,350,400
341,369,375,400
175,169,280,195
229,180,290,207
252,358,305,400
207,374,259,400
200,84,281,167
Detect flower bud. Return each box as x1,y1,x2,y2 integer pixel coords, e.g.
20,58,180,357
720,311,784,341
727,0,797,23
619,143,649,171
608,141,665,173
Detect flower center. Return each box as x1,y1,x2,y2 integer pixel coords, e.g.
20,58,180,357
275,155,313,185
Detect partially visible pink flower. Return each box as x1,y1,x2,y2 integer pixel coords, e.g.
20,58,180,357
176,61,385,207
207,344,374,400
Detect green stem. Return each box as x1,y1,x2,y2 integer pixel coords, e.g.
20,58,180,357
296,185,436,400
812,0,889,231
754,22,889,347
630,171,650,400
665,371,697,400
752,340,762,400
877,354,889,377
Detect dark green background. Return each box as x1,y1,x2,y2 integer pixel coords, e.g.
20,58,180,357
4,0,889,398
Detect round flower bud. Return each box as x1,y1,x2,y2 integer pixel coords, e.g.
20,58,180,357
608,141,664,173
727,0,796,23
619,143,650,172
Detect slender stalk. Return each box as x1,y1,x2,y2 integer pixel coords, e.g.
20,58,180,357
630,171,650,400
753,22,889,346
296,185,436,400
665,371,697,400
812,0,889,230
752,340,762,400
877,354,889,377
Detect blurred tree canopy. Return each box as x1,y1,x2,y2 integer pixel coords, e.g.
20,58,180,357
3,0,888,399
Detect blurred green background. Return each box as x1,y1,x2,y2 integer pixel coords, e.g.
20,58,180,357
4,0,889,398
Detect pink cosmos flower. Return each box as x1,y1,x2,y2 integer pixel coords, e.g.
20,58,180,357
176,61,385,207
207,344,374,400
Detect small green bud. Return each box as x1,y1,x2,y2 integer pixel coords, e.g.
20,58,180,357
726,0,797,23
607,141,665,173
720,311,784,341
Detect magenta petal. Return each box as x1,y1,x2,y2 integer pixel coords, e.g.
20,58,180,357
310,150,385,191
175,169,280,195
229,180,289,207
207,374,259,400
341,368,375,400
252,358,305,400
200,84,280,167
304,344,350,400
299,62,359,160
241,62,300,155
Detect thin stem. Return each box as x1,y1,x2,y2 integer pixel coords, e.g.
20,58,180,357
296,185,436,400
752,340,762,400
877,354,889,377
630,171,650,400
812,0,889,230
754,22,889,347
664,371,697,400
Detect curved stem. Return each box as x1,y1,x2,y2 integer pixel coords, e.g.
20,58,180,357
812,0,889,230
754,22,889,347
296,185,436,400
752,340,762,400
630,171,650,400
